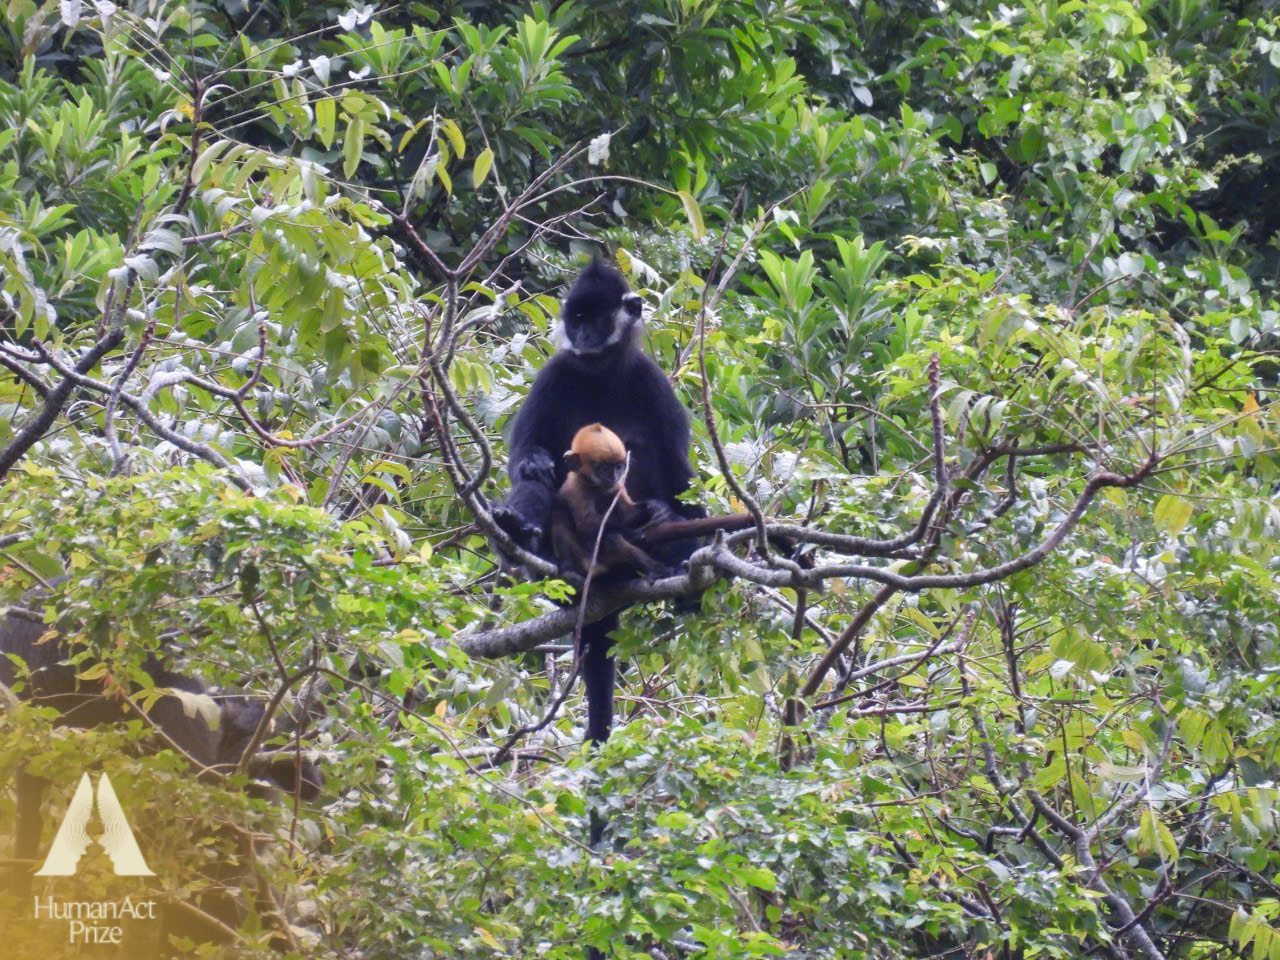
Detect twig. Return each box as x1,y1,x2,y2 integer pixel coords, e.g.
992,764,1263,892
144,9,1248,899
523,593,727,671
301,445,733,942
23,347,251,490
0,351,51,398
0,329,125,482
106,315,157,475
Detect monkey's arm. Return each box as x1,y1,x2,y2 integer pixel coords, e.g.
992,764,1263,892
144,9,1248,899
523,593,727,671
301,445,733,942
496,359,574,556
600,534,666,577
549,502,593,576
628,498,683,530
493,448,557,558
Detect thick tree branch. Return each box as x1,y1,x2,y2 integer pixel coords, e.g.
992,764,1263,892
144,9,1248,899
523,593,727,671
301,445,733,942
0,329,125,483
1025,786,1166,960
0,351,51,398
461,445,1157,659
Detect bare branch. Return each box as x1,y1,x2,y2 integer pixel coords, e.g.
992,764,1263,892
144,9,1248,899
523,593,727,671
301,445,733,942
0,351,51,398
21,349,251,491
394,212,454,279
0,329,125,483
706,451,1159,594
106,315,157,475
456,143,592,277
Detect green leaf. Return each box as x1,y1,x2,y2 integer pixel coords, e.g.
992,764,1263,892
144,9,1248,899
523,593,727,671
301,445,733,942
1138,809,1179,860
17,549,63,579
191,139,233,185
315,97,336,150
1119,139,1142,173
1017,127,1046,164
398,116,431,154
473,146,493,189
677,190,705,239
440,118,466,159
344,115,365,178
740,866,777,891
1153,494,1192,535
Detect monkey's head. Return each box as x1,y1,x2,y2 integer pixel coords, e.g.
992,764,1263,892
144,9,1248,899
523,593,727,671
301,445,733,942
218,696,324,801
555,258,644,357
564,423,628,492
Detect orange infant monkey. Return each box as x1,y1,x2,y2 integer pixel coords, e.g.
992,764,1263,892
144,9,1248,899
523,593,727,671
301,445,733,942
550,424,668,578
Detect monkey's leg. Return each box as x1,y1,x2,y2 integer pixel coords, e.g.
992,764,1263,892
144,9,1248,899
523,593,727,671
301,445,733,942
605,535,665,577
551,515,591,577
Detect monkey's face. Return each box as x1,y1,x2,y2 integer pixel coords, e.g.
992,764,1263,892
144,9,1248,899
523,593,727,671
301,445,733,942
556,258,644,356
585,458,627,493
220,697,324,800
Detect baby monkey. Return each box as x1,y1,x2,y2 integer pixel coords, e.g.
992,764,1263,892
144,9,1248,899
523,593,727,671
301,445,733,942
550,423,668,579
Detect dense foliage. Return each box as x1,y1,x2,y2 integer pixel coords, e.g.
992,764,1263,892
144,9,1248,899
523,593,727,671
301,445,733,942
1,0,1279,958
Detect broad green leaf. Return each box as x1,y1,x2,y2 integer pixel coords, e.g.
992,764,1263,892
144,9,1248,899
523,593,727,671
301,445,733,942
440,118,466,158
316,97,336,149
1138,809,1179,860
677,190,705,239
344,116,366,178
1153,494,1192,534
473,147,493,188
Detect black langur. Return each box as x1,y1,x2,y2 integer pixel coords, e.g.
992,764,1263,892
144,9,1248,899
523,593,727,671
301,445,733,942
0,591,323,924
550,423,668,579
0,601,323,804
494,258,703,750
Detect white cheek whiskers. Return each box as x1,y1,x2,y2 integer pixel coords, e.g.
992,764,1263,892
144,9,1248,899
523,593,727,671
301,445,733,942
554,306,647,356
605,302,645,348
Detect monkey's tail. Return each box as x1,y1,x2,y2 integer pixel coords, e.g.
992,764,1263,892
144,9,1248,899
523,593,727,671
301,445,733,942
582,612,617,849
581,613,617,750
581,613,617,960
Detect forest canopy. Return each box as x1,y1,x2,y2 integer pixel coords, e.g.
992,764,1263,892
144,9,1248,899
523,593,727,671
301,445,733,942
1,0,1280,958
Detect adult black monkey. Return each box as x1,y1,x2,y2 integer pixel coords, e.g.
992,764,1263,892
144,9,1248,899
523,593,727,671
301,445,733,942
493,258,702,750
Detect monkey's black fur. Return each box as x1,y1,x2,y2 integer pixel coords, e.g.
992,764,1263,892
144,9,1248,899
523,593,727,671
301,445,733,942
0,590,323,917
495,258,702,751
0,601,322,798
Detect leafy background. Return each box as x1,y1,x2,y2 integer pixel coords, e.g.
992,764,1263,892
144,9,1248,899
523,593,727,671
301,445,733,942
1,0,1279,957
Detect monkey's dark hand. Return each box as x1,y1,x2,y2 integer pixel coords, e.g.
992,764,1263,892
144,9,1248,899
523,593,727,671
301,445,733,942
491,502,544,553
489,505,546,578
491,449,557,561
632,499,682,537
